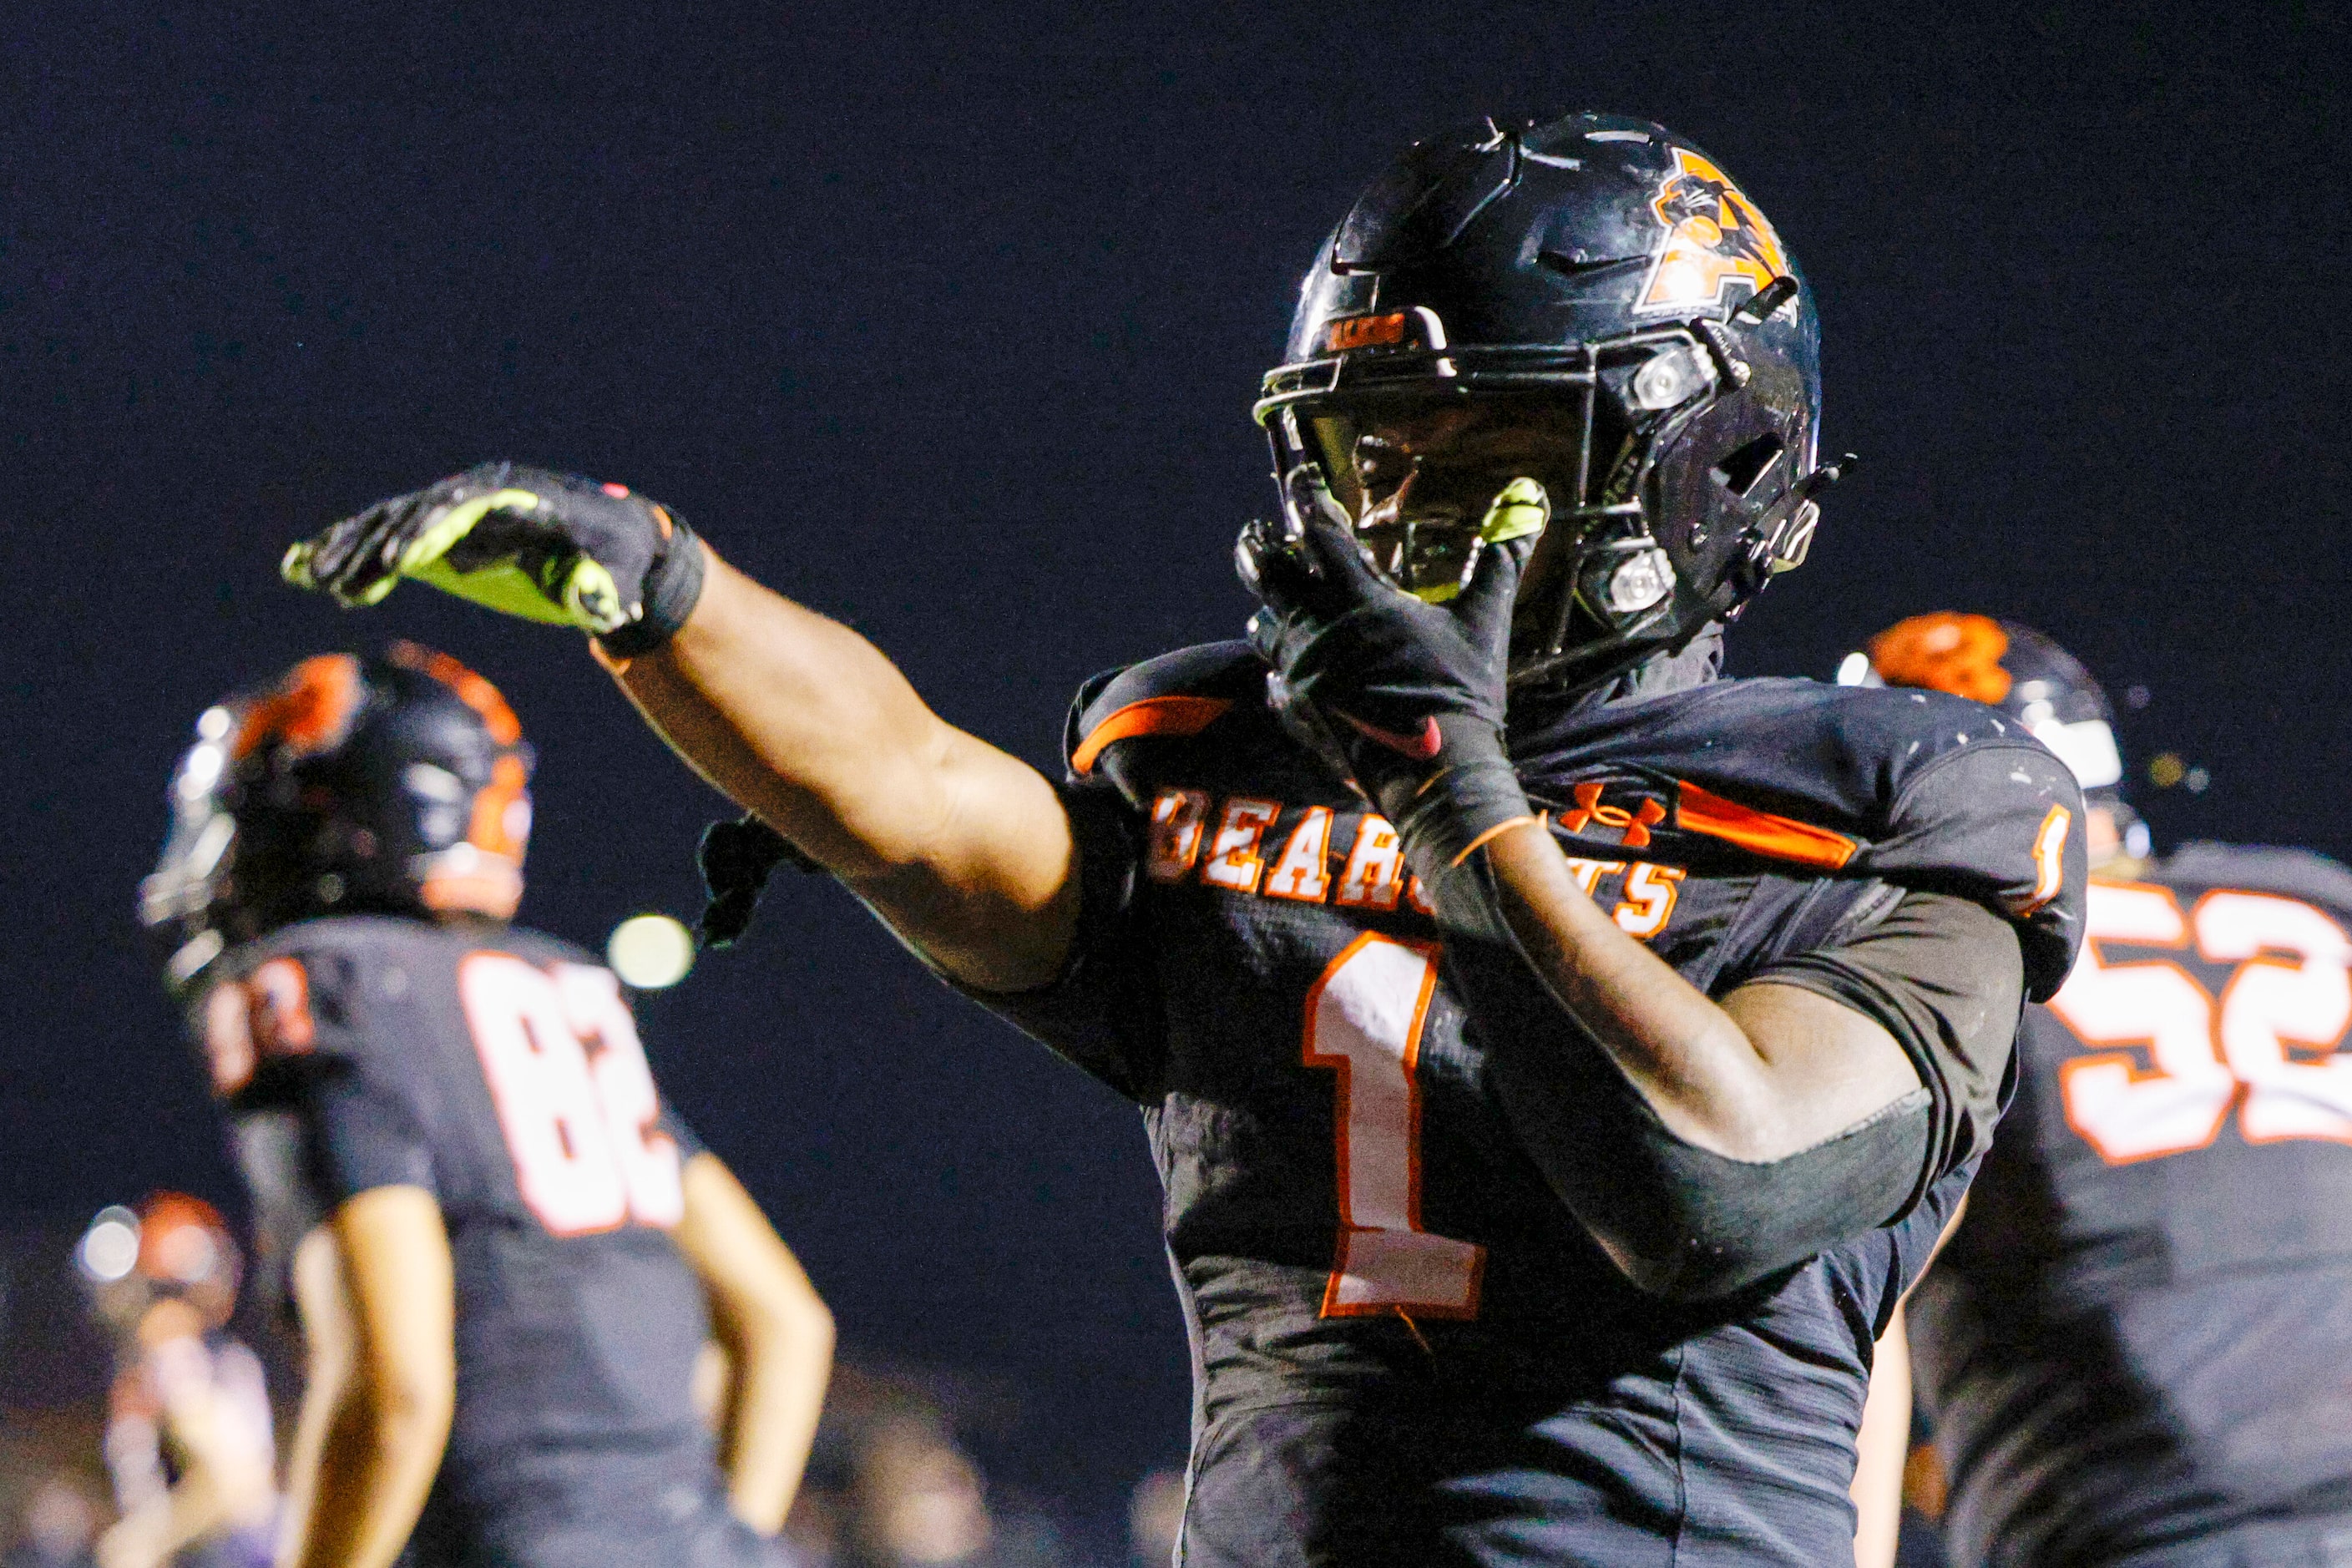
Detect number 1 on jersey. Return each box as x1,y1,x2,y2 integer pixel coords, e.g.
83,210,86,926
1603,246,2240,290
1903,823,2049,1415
1305,933,1485,1319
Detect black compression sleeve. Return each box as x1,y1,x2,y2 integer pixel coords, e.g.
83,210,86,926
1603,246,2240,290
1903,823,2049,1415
1750,889,2024,1203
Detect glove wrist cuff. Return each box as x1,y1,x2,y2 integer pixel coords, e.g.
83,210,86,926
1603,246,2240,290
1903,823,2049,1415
595,516,707,659
1377,724,1532,883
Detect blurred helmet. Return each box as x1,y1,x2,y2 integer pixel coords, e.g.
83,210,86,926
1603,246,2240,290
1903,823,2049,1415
1257,111,1845,693
78,1193,242,1327
132,1192,238,1294
141,643,533,991
1843,613,2126,797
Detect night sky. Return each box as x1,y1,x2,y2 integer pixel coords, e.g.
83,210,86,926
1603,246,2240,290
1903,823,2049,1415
4,0,2347,1530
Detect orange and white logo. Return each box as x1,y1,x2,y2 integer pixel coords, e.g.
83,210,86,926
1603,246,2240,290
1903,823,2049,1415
1636,147,1791,316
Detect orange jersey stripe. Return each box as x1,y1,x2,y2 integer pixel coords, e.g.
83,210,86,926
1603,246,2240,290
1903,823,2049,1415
1674,780,1858,870
1071,696,1232,775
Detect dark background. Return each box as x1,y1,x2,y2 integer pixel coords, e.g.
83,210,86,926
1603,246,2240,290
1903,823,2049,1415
3,0,2346,1535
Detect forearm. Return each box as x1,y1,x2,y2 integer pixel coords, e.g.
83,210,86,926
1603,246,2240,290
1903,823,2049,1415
1851,1308,1912,1568
1472,823,1937,1298
611,551,964,872
1484,823,1914,1159
161,1481,228,1555
715,1302,834,1533
289,1385,452,1568
611,549,1075,988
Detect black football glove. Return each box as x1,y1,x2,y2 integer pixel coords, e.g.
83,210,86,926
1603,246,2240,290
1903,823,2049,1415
1237,465,1547,888
282,462,707,657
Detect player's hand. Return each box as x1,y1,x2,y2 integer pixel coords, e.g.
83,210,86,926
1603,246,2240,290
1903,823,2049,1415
282,462,707,656
1237,466,1545,878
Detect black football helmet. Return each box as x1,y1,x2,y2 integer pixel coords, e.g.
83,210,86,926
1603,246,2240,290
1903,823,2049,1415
1845,612,2147,855
1257,111,1848,692
140,643,534,992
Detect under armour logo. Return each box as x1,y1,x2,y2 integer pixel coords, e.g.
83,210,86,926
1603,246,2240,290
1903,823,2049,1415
1559,781,1667,848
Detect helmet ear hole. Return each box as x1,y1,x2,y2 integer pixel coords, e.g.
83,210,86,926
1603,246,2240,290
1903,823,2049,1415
1711,432,1785,498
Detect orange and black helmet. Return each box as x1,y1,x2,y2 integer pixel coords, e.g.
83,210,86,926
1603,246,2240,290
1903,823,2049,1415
1844,613,2130,803
140,643,532,989
1257,111,1844,695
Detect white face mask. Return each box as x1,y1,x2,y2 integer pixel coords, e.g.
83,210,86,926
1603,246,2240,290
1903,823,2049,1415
2026,715,2124,791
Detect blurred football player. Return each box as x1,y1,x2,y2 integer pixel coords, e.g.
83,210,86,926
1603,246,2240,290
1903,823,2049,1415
1854,614,2352,1567
139,645,835,1568
280,114,2088,1565
78,1196,276,1568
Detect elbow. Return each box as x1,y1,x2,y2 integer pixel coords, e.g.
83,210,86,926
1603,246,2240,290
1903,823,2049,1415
366,1371,455,1454
704,1250,835,1360
1596,1227,1803,1303
1575,1095,1940,1304
747,1279,836,1365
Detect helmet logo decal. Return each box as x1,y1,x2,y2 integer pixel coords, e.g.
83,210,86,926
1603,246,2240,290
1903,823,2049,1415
1636,148,1791,316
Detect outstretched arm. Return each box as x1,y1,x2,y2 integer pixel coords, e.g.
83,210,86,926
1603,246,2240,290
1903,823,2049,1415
282,467,1078,992
94,1317,276,1568
609,551,1076,990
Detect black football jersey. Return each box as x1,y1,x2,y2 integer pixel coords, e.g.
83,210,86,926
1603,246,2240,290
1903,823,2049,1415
1910,843,2352,1567
967,640,2086,1568
202,914,779,1568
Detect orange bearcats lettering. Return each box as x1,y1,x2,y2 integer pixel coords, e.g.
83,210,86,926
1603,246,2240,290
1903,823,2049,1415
1612,862,1686,938
1562,857,1626,896
1147,788,1211,883
1201,799,1282,893
1405,875,1437,916
1265,807,1335,903
1335,817,1407,911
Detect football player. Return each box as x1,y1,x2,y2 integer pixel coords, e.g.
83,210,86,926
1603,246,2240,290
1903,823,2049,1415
81,1195,278,1568
1854,615,2352,1567
279,114,2087,1565
139,645,836,1568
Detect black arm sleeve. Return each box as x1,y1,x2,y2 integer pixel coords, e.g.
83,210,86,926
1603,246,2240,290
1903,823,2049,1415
1750,889,2023,1201
1486,888,2021,1302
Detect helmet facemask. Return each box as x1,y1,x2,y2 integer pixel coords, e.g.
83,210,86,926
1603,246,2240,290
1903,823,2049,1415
1268,323,1770,690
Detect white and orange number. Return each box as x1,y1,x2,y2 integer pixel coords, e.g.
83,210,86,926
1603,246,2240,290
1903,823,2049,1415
458,954,687,1234
1302,933,1485,1318
2054,882,2352,1163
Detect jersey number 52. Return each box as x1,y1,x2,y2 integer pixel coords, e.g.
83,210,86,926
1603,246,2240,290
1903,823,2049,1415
458,954,687,1234
2054,883,2352,1162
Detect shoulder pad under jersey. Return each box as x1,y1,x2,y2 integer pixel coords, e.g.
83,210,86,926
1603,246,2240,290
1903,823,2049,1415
198,915,442,1098
2156,841,2352,908
1512,678,2090,999
1061,640,1266,804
